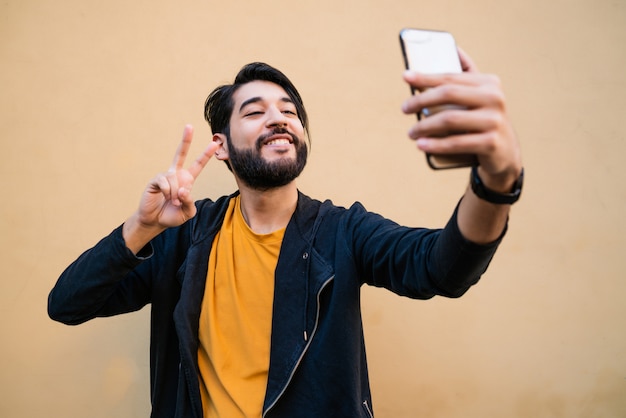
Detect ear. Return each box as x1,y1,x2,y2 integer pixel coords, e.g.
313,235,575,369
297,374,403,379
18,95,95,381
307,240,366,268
212,133,229,161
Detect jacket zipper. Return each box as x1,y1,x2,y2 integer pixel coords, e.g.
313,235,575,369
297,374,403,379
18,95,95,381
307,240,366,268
262,275,334,417
363,400,374,418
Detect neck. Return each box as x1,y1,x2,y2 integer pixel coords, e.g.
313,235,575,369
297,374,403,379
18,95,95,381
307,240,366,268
236,181,298,234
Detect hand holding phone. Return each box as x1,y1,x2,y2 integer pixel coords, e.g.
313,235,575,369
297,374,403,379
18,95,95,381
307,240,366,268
399,28,478,169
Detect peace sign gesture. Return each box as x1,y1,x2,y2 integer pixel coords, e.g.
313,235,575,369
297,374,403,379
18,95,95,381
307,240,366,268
123,125,218,254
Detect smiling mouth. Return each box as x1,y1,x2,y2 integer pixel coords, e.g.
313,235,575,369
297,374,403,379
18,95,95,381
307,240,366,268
261,133,294,147
256,128,299,151
265,138,292,146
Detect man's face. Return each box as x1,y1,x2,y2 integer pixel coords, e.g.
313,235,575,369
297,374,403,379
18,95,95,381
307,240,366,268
223,81,307,190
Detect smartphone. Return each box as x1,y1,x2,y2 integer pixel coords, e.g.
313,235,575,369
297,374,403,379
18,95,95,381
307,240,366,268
399,28,477,170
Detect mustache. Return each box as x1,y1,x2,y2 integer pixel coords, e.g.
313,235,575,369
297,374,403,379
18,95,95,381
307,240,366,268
255,127,301,151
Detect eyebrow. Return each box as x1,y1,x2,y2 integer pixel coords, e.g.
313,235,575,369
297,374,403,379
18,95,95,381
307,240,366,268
238,96,294,113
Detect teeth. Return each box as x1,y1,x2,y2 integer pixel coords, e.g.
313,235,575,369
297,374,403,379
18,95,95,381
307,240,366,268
266,139,290,146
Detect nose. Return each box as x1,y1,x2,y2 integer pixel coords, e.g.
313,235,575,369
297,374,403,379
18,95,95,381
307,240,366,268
266,106,288,128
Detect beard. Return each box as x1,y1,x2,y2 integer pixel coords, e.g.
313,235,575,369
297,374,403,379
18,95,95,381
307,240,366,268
226,127,308,191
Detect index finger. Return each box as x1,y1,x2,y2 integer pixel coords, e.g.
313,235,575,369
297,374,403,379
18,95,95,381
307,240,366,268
402,68,492,92
188,141,219,179
171,124,194,170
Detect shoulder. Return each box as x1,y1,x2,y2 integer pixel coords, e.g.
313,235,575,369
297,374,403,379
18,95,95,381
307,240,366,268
296,191,389,224
296,192,394,241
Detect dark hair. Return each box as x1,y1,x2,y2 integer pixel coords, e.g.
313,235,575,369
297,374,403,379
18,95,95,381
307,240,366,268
204,62,309,137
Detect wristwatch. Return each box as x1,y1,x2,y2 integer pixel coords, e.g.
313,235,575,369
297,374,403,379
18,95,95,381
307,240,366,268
470,166,524,205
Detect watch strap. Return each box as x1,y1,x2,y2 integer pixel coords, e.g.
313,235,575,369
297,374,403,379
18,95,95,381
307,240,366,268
470,166,524,205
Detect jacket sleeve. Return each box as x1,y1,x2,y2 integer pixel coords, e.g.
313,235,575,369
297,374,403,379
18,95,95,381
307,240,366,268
344,201,505,299
48,225,155,325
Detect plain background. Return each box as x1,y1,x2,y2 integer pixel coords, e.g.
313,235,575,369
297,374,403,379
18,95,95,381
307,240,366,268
2,0,625,416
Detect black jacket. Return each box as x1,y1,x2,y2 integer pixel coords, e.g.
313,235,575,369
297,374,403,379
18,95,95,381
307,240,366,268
49,192,503,417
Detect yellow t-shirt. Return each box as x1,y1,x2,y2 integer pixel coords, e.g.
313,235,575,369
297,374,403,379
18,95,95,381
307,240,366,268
197,196,284,418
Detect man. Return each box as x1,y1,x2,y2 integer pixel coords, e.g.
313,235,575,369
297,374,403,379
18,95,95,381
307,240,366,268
49,53,523,417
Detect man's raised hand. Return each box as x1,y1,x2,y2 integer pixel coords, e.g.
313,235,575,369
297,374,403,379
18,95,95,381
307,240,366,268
123,125,218,254
401,48,522,184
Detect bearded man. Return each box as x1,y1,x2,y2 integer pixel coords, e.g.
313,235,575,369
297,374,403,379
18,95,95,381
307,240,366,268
49,60,523,418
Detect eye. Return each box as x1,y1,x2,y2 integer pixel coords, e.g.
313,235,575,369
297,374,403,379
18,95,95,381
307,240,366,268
282,109,297,116
244,111,264,117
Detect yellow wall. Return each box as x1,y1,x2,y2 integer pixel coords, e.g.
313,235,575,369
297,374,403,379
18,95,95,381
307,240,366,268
2,1,625,416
